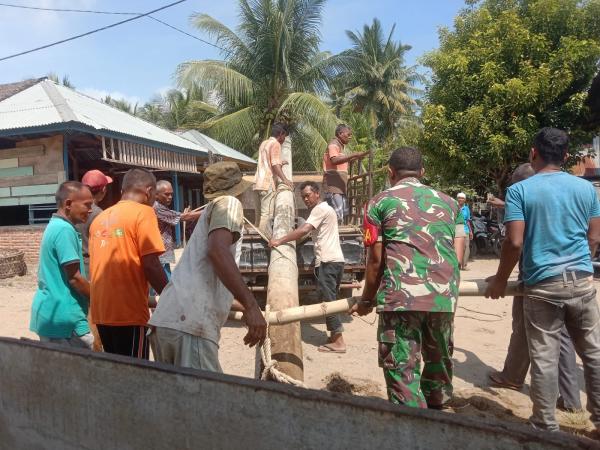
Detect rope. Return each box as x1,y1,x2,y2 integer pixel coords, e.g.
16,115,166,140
258,305,306,387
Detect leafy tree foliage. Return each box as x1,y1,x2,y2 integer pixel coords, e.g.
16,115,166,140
421,0,600,194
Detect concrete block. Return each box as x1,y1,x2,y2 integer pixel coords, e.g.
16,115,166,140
11,183,58,196
0,166,33,178
0,158,18,169
0,338,591,450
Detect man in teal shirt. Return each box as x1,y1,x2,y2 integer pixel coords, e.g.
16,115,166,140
486,128,600,433
30,181,94,348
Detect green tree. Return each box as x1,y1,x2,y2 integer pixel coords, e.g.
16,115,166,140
176,0,339,170
335,18,420,147
421,0,600,194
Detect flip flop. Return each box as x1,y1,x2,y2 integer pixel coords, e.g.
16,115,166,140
318,344,346,354
488,371,523,391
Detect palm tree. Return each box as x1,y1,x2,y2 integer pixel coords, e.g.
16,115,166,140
176,0,339,170
47,73,74,88
161,85,219,130
102,95,138,115
335,19,420,147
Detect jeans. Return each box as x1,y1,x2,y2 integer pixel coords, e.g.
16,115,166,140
324,193,348,225
150,263,172,297
315,262,344,335
500,296,581,410
254,189,275,239
523,275,600,431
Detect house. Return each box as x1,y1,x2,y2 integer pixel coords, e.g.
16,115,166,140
0,77,255,261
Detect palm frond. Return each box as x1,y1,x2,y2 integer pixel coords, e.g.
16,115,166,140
200,106,259,154
279,91,338,141
176,60,255,106
190,14,250,60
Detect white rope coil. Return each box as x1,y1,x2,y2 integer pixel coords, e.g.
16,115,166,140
258,305,306,388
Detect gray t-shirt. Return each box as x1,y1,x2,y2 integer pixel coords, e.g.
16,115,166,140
75,203,102,277
148,196,243,344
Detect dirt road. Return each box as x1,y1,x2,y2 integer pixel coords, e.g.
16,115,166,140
0,256,595,437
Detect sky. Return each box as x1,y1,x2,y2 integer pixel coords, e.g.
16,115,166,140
0,0,466,106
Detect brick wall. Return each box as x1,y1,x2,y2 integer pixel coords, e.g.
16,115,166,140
0,225,45,263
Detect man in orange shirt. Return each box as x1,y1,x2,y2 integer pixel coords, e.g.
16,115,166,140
89,168,168,359
252,123,293,238
323,124,369,224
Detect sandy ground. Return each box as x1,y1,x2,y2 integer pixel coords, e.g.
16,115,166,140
0,255,596,438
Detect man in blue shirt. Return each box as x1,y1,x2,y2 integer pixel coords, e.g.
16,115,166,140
457,192,472,269
30,181,94,349
486,128,600,432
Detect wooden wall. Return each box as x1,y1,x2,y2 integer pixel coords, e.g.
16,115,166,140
0,135,65,206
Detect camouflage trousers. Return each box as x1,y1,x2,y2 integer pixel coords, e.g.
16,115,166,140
378,311,454,408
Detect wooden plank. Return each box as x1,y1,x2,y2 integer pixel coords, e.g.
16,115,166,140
0,197,18,206
19,155,63,175
11,183,59,197
0,145,45,160
0,173,58,188
0,166,33,178
0,187,11,198
19,195,56,205
0,158,18,169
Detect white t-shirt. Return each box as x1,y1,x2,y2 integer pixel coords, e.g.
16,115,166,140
149,196,243,345
306,202,345,266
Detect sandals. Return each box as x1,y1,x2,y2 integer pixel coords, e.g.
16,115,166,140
318,343,347,354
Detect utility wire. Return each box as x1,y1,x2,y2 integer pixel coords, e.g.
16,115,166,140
0,2,138,14
0,1,229,54
0,0,191,62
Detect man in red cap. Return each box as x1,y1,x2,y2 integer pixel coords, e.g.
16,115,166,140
77,169,113,277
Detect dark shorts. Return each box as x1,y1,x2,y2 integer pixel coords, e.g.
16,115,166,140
97,325,150,359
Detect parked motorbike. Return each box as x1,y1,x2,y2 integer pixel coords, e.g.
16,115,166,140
471,215,503,257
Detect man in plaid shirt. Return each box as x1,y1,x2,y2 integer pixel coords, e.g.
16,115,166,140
153,180,201,277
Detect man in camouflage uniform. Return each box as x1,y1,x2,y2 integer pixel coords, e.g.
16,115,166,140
351,147,465,408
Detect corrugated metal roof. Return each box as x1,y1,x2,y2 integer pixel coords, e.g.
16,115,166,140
0,79,257,166
180,129,256,166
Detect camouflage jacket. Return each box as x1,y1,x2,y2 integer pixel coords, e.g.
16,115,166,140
366,178,463,313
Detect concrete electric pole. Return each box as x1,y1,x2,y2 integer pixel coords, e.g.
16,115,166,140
266,137,304,382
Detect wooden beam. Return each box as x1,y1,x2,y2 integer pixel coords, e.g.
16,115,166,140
0,145,45,159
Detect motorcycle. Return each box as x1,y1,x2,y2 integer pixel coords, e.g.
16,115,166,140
471,215,503,257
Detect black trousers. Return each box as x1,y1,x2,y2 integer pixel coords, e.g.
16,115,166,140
315,262,345,334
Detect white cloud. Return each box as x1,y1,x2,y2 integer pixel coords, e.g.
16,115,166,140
79,87,141,107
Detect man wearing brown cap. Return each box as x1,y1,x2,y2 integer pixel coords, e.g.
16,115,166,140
149,162,267,372
77,169,113,277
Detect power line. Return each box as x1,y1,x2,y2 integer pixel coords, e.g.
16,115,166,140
0,0,188,62
0,1,228,54
0,2,137,14
146,16,228,52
